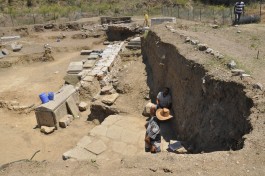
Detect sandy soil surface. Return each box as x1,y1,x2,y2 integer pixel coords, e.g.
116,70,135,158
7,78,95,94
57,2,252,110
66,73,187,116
0,17,265,175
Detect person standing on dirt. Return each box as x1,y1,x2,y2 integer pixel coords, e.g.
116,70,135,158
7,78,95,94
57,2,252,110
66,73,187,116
150,87,172,116
234,1,245,25
145,108,172,153
144,13,149,27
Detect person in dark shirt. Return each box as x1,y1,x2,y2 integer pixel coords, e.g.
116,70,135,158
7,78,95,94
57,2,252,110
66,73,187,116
234,1,245,25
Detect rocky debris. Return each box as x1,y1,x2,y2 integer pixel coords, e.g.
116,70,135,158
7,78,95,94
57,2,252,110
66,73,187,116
102,93,119,105
41,45,54,61
198,43,208,51
83,75,94,82
40,126,55,134
11,42,23,52
191,40,199,45
59,22,80,31
100,85,114,95
34,25,44,32
88,102,119,123
213,51,224,59
101,16,132,25
106,24,141,41
79,102,88,111
14,27,29,36
253,83,263,90
72,33,88,39
227,60,237,69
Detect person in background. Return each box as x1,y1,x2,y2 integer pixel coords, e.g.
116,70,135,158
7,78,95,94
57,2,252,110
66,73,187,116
234,1,245,25
144,13,149,27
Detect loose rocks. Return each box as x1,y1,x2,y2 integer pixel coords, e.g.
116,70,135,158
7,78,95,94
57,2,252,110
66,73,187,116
40,126,55,134
198,44,208,51
79,102,88,111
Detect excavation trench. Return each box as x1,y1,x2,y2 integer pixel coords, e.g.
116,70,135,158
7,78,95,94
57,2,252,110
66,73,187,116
142,30,253,153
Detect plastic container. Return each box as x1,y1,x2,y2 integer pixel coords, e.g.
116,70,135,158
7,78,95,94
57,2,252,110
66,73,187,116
48,92,54,100
39,93,49,104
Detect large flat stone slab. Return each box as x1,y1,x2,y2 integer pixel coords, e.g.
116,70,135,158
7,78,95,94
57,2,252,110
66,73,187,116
102,93,119,105
121,129,140,144
67,62,83,74
85,140,107,155
77,136,92,148
106,125,123,140
90,125,108,137
110,141,127,154
63,146,96,160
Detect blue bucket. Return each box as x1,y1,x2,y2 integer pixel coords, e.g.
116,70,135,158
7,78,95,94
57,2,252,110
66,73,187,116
48,92,54,100
39,93,49,104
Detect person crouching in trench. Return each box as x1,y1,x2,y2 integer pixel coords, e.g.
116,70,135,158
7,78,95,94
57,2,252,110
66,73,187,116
145,108,173,153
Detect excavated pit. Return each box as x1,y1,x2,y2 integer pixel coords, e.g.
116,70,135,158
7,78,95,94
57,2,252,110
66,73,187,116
142,31,253,153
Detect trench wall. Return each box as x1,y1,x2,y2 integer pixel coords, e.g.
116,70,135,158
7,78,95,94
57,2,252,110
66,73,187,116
142,31,253,152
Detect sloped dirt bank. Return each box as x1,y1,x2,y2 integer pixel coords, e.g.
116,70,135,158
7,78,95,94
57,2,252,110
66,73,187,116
142,30,254,153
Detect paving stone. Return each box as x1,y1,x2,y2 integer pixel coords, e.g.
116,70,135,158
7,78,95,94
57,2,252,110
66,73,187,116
88,54,99,60
90,125,108,137
121,129,140,144
83,60,96,68
100,85,114,95
63,146,96,160
85,140,107,155
77,136,92,148
106,125,123,140
110,141,127,154
59,116,70,128
101,93,119,105
83,75,94,82
101,115,122,126
122,145,137,156
40,126,55,134
79,102,88,111
66,96,79,119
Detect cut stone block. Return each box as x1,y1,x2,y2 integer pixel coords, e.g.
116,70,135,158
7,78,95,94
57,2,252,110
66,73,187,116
77,136,92,148
64,74,80,85
101,93,119,105
83,60,96,68
11,43,23,52
40,126,55,134
67,62,83,74
63,146,96,160
88,54,99,60
85,140,107,155
78,102,88,111
100,85,114,95
66,96,79,119
59,116,70,128
80,50,93,55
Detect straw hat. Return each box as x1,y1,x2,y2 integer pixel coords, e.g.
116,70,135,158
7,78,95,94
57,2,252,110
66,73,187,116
156,108,173,121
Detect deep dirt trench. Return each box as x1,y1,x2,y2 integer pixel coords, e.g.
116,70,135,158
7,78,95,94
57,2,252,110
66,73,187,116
142,30,253,153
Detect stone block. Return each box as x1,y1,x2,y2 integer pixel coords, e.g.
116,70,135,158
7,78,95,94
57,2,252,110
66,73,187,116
79,102,88,111
59,116,70,128
63,146,96,160
83,60,96,69
66,96,80,119
64,74,80,85
101,93,119,105
67,62,83,74
40,126,55,134
88,55,99,60
80,50,93,55
198,44,208,51
85,140,107,155
100,85,114,95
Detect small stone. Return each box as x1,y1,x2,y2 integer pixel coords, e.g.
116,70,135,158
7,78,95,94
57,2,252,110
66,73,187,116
59,116,71,128
103,41,110,45
101,85,114,95
54,71,59,74
191,40,199,45
237,30,241,33
227,60,237,69
185,37,191,43
170,29,177,33
253,83,263,90
236,161,240,164
40,126,55,134
198,43,208,51
79,102,88,111
206,48,213,54
93,119,100,125
102,93,119,105
212,25,219,29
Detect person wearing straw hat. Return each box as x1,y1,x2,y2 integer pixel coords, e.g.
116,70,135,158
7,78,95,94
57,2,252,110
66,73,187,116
145,108,173,153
